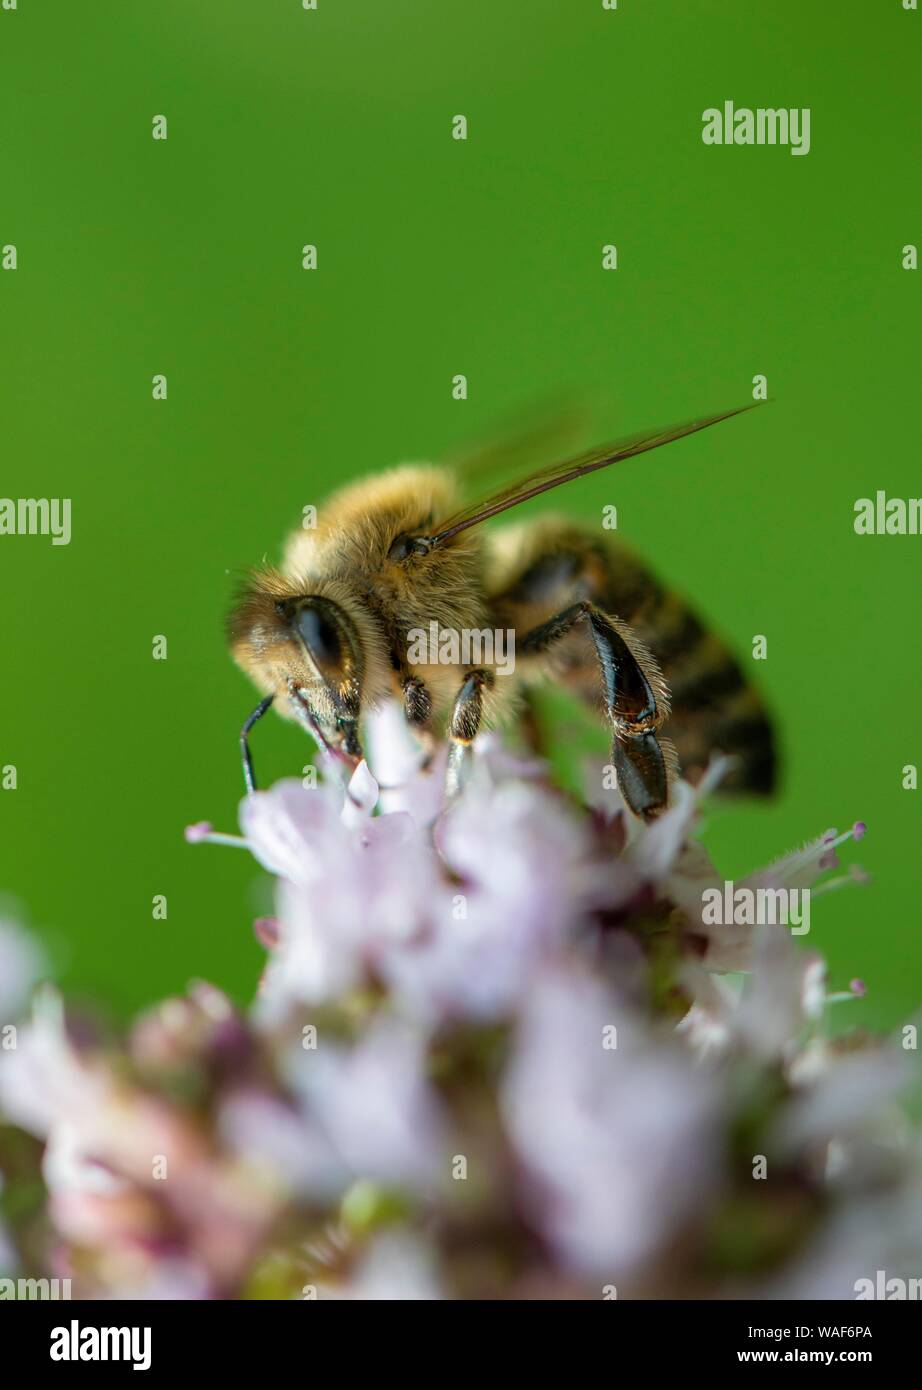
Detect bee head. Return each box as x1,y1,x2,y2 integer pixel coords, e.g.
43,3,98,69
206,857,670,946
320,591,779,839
228,572,365,761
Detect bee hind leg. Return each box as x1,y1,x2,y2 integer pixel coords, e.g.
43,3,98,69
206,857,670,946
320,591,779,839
519,600,673,821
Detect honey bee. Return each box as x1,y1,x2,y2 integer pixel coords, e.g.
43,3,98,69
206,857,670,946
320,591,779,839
228,404,775,820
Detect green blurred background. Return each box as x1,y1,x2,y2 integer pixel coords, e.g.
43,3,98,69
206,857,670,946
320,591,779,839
0,1,919,1027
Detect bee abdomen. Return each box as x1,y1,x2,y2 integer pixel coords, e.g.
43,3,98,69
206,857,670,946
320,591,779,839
487,523,778,799
709,711,777,794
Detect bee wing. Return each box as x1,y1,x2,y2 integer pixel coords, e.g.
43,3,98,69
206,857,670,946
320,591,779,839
443,393,591,488
428,402,759,547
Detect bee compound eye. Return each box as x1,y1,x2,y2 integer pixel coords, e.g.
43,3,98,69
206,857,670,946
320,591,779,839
388,534,414,562
389,534,432,561
296,603,343,669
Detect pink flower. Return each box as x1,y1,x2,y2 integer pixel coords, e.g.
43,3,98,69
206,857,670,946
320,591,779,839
672,820,868,974
248,743,624,1023
679,924,827,1061
219,1021,446,1207
503,966,721,1276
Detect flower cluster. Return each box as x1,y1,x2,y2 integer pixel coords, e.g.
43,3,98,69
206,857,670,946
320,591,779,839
1,709,919,1300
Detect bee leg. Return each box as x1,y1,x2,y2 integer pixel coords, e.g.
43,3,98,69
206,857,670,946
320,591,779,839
520,601,671,820
240,694,275,794
399,675,440,768
402,675,432,728
445,668,493,800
